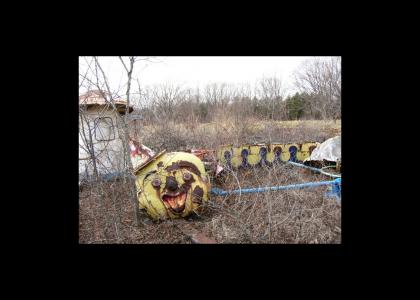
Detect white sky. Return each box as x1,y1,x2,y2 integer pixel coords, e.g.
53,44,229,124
79,56,337,97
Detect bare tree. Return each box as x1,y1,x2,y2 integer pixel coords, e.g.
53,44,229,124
203,82,229,108
150,83,185,120
256,76,286,120
79,56,153,226
294,57,341,120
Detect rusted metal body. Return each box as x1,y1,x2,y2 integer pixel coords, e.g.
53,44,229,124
216,142,320,169
128,138,341,223
130,142,211,220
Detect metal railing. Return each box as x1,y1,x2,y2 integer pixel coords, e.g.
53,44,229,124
211,161,342,202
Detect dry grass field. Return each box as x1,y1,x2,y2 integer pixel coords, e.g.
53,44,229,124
79,119,341,244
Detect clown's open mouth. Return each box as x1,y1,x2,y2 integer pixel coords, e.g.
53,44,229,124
162,191,188,215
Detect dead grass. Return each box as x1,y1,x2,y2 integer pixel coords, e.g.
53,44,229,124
79,181,192,244
79,119,341,244
196,164,341,244
140,119,340,152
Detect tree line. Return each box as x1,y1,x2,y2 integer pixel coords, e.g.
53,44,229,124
133,57,341,123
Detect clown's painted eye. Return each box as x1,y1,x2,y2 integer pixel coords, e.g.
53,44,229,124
183,172,192,181
152,178,161,188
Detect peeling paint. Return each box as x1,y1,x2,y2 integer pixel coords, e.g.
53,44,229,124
135,151,210,220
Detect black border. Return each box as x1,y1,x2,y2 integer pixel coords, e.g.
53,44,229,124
34,47,371,269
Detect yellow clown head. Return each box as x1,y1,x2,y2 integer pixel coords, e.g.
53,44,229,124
134,151,210,220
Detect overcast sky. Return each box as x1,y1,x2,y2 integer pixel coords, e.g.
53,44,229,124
79,56,337,97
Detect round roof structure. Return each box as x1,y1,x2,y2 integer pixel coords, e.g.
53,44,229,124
79,90,134,113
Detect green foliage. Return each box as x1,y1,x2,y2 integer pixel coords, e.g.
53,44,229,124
197,102,208,121
285,93,307,120
252,99,271,119
141,89,338,122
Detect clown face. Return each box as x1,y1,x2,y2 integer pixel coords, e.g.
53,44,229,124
135,152,210,220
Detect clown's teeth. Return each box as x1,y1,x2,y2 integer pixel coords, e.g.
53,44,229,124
163,193,186,208
177,196,184,206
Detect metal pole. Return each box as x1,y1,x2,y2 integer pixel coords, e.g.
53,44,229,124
211,179,339,196
286,161,341,178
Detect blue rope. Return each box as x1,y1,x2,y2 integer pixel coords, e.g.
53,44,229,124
286,161,341,178
211,178,341,196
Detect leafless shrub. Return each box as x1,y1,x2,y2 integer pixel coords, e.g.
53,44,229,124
80,120,341,244
79,57,341,244
196,163,341,244
294,57,341,120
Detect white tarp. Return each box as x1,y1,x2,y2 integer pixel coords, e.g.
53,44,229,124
306,136,341,162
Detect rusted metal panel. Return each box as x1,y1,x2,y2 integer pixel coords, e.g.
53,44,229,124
216,142,321,168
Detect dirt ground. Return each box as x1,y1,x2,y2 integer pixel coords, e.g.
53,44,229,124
79,120,341,244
